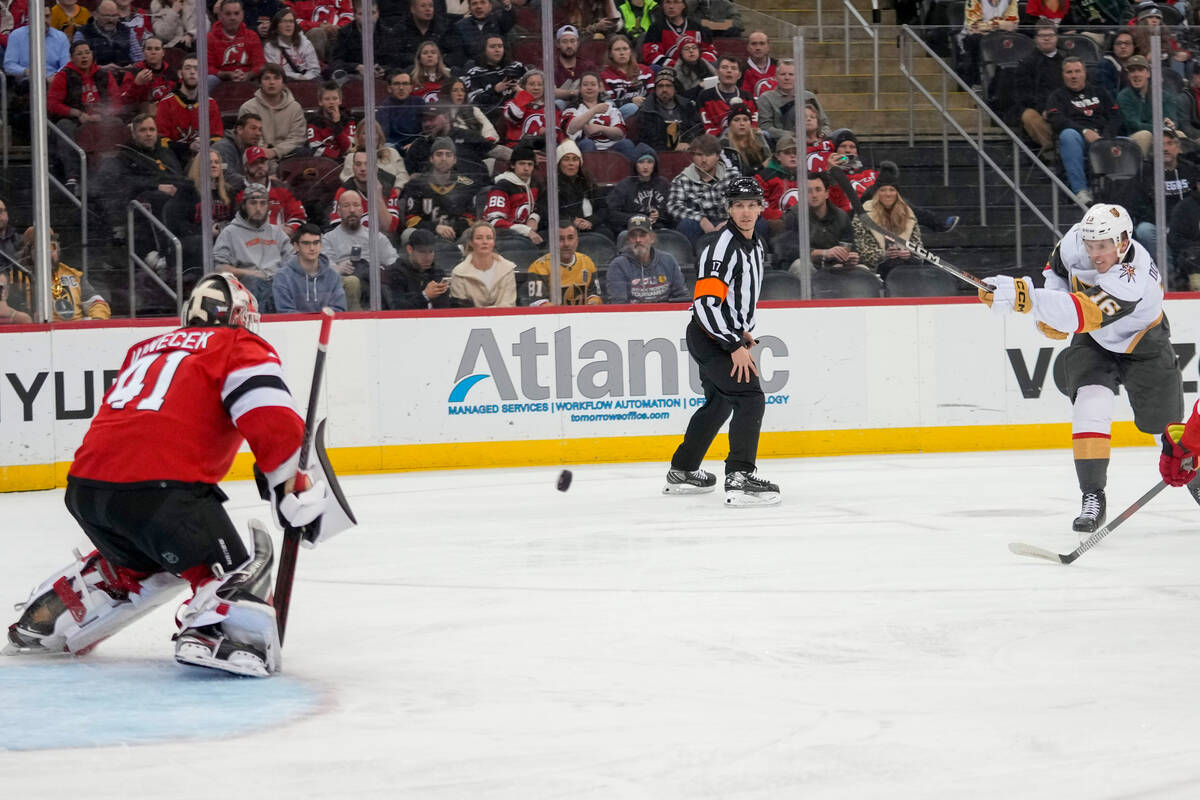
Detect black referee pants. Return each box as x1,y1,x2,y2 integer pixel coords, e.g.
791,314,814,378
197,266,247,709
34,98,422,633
671,319,766,476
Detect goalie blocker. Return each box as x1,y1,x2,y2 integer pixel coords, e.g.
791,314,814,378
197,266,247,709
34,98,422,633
255,419,357,548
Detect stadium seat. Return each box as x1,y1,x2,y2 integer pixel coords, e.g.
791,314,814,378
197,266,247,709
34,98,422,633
578,231,617,267
512,38,541,66
75,120,130,159
654,151,693,181
580,39,608,66
288,80,322,111
653,228,696,266
759,270,805,300
712,38,745,61
1057,34,1102,67
582,150,631,186
883,264,959,298
810,265,884,299
1088,137,1143,204
211,81,258,113
341,79,388,112
496,239,545,270
434,239,463,270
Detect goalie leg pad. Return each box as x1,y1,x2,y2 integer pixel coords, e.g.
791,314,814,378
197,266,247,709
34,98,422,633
174,521,281,677
5,550,186,656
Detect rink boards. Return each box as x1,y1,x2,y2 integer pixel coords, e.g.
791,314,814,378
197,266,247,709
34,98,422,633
3,298,1199,491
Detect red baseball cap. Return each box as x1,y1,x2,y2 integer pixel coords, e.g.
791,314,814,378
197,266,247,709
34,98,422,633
243,146,269,165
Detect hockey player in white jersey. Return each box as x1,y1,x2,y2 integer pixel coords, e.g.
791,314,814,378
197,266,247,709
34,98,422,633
979,203,1186,533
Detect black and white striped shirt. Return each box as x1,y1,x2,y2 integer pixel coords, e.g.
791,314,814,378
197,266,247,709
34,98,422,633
692,226,765,349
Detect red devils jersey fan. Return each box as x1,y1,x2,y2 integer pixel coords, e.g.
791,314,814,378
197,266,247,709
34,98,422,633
754,134,800,225
741,31,777,98
503,72,565,146
306,85,358,160
641,0,716,68
207,0,266,81
484,142,542,242
5,273,332,678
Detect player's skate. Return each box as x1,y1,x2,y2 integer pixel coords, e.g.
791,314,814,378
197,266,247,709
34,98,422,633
174,520,281,677
663,468,717,495
724,471,781,507
1072,490,1107,534
4,550,185,657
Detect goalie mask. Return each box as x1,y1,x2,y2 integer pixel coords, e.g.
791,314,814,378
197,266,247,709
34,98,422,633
1080,203,1133,258
182,272,261,334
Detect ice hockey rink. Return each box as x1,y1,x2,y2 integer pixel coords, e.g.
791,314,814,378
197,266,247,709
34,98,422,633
4,447,1200,799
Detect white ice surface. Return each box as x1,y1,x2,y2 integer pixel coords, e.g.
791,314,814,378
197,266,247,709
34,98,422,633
4,448,1200,799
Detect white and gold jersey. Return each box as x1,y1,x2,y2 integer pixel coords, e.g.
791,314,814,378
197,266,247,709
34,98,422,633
1037,222,1165,354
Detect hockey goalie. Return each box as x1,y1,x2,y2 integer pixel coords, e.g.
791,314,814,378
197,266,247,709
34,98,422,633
4,273,353,677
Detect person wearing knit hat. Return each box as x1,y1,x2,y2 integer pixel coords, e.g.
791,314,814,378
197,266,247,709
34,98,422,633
850,170,921,282
608,147,675,231
556,138,614,239
721,101,771,174
639,64,703,151
756,131,800,234
484,139,544,246
399,130,480,241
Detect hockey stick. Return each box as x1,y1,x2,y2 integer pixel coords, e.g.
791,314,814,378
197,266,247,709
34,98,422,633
1008,479,1170,565
825,165,992,292
273,308,335,644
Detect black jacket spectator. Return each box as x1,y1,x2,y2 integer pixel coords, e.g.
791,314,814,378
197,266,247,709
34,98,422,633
1045,83,1121,138
73,17,140,68
999,49,1062,124
638,92,702,151
329,18,401,76
395,11,449,69
445,3,514,67
465,56,525,116
387,255,454,309
558,171,611,240
772,198,853,266
608,171,673,231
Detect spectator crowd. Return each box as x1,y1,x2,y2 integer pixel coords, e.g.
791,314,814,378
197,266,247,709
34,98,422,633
12,0,1200,321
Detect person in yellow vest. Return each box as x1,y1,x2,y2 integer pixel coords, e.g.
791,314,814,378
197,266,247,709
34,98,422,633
527,219,602,305
616,0,656,39
13,227,112,320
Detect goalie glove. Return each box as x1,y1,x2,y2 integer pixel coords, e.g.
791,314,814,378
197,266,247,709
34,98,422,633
980,276,1034,315
272,471,329,530
1160,424,1197,487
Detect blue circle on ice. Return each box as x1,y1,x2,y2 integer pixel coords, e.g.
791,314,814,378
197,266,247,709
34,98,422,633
0,661,322,751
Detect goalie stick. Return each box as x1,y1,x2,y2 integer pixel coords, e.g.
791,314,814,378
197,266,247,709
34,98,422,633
825,165,992,292
1008,479,1170,564
273,308,334,644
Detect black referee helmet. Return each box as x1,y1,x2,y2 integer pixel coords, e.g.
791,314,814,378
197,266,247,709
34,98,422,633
725,176,765,205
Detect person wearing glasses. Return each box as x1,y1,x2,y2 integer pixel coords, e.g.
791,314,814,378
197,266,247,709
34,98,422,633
273,222,348,313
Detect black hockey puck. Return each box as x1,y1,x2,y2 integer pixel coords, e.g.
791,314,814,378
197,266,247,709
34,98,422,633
557,469,573,492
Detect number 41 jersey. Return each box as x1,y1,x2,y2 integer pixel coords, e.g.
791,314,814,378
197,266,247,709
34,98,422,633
69,326,306,487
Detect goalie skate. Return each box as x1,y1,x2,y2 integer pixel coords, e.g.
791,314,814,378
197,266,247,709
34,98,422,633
175,624,273,678
663,469,717,495
724,471,781,507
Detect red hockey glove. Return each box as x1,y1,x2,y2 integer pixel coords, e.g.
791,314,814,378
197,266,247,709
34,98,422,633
1160,423,1197,487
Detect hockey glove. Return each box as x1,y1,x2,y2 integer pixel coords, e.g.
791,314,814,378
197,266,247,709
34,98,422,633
1036,321,1069,340
1160,424,1197,487
981,276,1034,315
273,471,329,530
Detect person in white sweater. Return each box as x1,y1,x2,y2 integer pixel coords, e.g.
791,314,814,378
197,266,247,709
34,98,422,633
449,221,517,308
262,7,320,81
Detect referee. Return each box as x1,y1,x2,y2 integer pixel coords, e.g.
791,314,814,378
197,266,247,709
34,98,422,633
663,176,781,507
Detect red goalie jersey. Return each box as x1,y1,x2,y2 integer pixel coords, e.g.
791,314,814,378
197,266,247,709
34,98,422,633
69,326,305,487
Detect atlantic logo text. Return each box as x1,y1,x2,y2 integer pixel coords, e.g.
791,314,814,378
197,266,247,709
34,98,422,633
447,327,790,419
